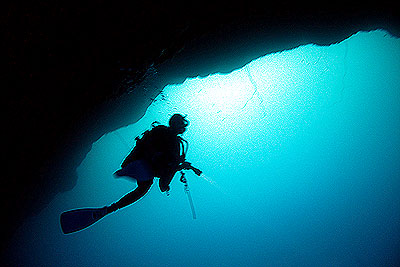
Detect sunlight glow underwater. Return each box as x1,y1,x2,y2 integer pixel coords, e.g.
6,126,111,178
8,30,400,266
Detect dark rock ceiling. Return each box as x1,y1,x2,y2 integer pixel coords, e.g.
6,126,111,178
2,1,399,253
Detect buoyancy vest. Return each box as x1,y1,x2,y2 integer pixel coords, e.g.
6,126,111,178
122,125,187,178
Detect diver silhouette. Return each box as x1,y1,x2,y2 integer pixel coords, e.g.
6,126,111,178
108,114,202,214
60,114,201,234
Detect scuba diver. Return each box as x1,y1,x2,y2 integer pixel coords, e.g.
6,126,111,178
108,113,202,214
60,114,202,234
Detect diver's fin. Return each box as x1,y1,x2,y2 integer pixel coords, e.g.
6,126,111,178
60,207,108,234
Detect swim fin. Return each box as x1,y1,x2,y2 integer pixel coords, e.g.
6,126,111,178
60,207,108,234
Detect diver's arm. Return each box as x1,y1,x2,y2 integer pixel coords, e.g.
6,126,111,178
158,162,202,193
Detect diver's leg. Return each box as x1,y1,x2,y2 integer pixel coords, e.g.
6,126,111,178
107,180,153,214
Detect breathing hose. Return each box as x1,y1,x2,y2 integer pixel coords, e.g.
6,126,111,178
180,171,197,220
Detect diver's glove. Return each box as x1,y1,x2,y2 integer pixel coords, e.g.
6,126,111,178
183,162,202,176
180,162,192,170
165,189,170,197
159,182,170,193
190,166,202,176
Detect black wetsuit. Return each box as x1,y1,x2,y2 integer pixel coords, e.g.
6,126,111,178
121,125,184,187
109,125,186,212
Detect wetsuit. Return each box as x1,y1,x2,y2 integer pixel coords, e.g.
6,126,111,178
110,125,186,212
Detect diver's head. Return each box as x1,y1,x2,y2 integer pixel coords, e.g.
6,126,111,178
169,114,189,134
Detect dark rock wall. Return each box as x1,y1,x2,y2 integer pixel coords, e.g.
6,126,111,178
3,1,399,251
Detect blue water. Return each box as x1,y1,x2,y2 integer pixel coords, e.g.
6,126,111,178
6,30,400,266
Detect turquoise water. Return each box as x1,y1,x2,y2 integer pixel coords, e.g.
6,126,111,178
6,30,400,266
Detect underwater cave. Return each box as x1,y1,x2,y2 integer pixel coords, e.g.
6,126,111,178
5,30,400,266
